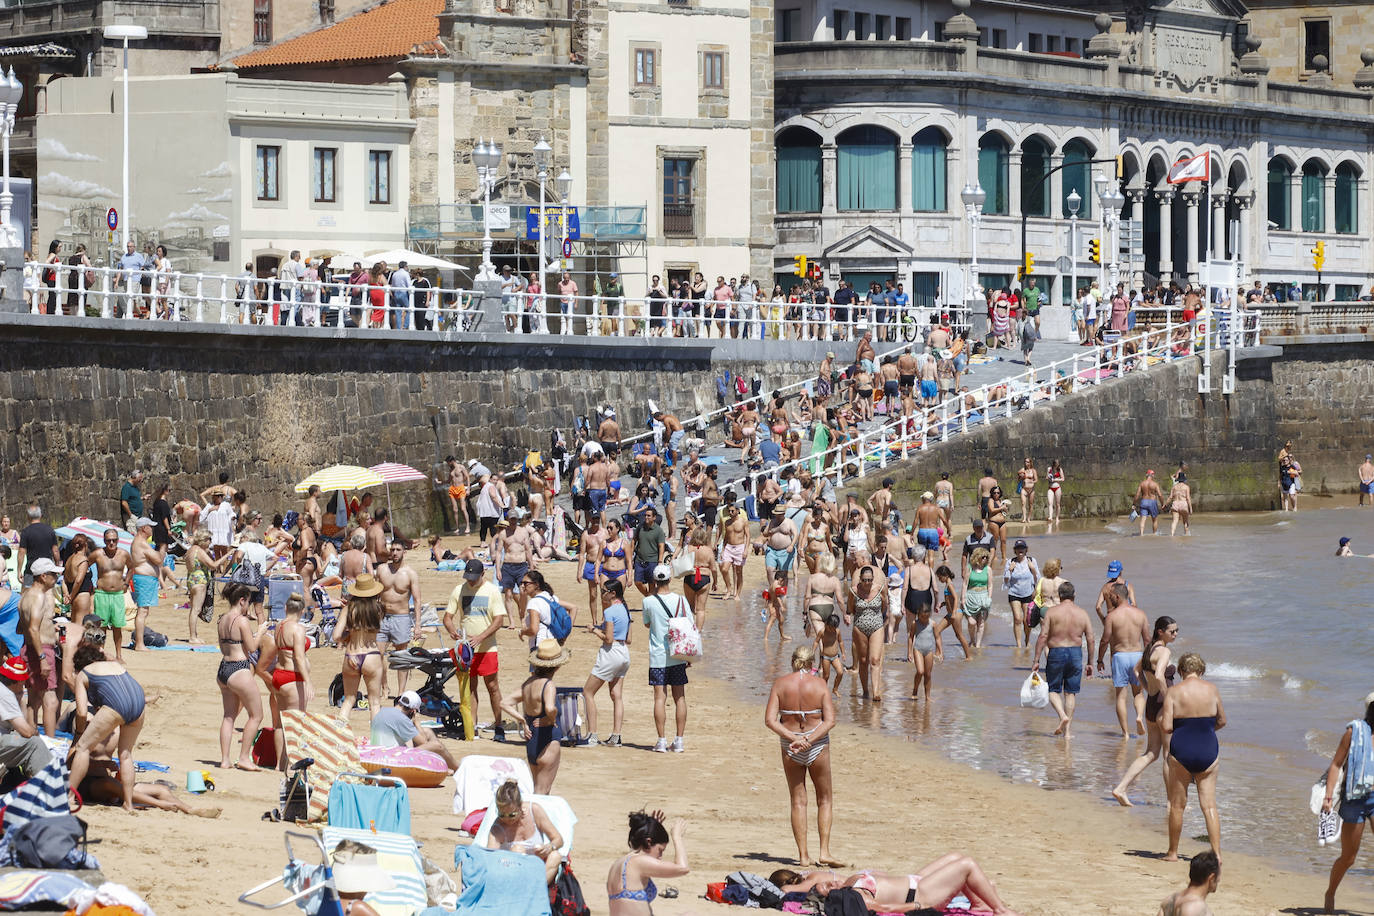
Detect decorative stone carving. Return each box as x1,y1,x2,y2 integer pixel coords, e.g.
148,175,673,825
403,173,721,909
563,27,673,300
1086,13,1120,60
944,0,978,42
1354,48,1374,91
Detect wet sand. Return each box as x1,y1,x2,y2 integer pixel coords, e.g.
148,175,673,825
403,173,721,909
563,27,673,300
83,534,1374,915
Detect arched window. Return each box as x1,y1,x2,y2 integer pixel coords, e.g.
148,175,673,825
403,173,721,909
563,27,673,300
837,125,897,211
977,134,1009,215
1301,161,1326,233
1019,137,1050,218
910,127,947,212
1267,157,1292,231
1061,139,1094,219
775,127,822,214
1335,162,1359,235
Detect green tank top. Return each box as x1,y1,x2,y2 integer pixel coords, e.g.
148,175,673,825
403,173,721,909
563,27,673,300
969,567,989,589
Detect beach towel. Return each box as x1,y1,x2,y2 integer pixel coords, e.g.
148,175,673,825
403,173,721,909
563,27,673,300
0,871,92,911
281,710,363,822
323,827,426,916
451,755,533,816
452,845,550,916
0,757,70,830
327,779,411,834
1347,719,1374,801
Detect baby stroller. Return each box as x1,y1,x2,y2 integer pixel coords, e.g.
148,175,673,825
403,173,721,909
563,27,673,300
331,647,468,739
309,587,341,648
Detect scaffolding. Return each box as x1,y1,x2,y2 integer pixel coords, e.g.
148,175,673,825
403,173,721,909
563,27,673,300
408,204,648,293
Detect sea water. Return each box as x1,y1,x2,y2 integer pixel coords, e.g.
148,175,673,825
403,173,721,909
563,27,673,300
706,505,1374,875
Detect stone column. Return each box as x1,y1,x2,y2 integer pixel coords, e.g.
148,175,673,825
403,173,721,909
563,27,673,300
898,141,913,218
1210,193,1228,261
1235,195,1252,274
1127,188,1146,289
1048,154,1063,219
1289,170,1301,231
1008,151,1022,218
1156,188,1175,283
821,143,837,217
1323,171,1336,233
1183,187,1200,280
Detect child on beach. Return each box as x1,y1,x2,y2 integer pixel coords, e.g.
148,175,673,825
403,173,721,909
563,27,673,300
762,569,789,645
910,603,936,700
813,613,845,695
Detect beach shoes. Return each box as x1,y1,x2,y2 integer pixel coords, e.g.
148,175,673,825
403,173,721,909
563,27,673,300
605,734,622,747
1318,810,1341,846
584,733,599,747
653,739,669,753
671,737,685,753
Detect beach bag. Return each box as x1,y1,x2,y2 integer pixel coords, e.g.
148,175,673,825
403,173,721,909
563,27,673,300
657,594,700,662
543,594,573,644
142,627,169,648
670,551,695,579
1020,672,1049,709
10,815,86,868
551,857,590,916
725,871,783,908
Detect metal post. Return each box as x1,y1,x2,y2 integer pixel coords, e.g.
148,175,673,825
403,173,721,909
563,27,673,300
100,267,111,319
195,273,204,322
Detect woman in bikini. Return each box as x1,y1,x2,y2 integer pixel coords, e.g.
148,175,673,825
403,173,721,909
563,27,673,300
802,551,843,638
1113,615,1178,806
1045,459,1065,525
846,562,888,702
215,581,268,770
500,638,569,794
606,811,689,916
802,508,831,576
841,512,869,577
332,574,385,724
680,527,718,629
765,645,839,868
1161,652,1225,862
986,486,1008,563
598,519,630,589
260,594,312,771
487,779,565,885
185,529,230,645
770,855,1022,916
62,534,95,622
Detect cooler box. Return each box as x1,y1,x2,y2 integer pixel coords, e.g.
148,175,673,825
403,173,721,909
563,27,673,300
554,686,584,746
267,576,304,620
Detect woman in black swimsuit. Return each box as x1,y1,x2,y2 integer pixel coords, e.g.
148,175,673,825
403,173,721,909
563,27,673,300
681,528,718,627
215,581,268,771
63,534,95,621
1113,615,1178,806
501,639,569,794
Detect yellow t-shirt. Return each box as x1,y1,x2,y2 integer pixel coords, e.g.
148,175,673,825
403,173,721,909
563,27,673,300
444,580,505,653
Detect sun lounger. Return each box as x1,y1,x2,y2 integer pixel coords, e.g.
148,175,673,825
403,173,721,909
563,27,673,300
471,793,577,858
321,826,427,916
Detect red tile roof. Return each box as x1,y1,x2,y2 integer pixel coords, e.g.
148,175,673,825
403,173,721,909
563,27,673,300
232,0,443,70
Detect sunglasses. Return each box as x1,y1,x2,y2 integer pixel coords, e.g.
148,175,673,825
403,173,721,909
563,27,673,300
496,809,521,820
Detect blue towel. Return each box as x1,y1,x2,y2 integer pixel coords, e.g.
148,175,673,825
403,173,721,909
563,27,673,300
452,845,550,916
327,781,411,835
1347,719,1374,801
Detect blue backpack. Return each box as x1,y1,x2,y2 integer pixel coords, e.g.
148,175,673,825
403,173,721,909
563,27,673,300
544,594,573,644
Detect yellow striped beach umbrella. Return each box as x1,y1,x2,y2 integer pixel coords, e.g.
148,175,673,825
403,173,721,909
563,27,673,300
293,464,385,494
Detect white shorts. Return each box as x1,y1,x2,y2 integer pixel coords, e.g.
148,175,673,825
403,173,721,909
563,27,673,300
592,642,631,682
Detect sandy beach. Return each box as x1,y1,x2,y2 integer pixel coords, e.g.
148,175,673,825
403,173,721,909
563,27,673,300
79,535,1374,916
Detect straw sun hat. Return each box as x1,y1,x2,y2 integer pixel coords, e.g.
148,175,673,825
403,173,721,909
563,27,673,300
350,573,383,597
528,639,571,669
332,845,395,895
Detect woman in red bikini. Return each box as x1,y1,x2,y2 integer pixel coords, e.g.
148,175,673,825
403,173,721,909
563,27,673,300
257,593,313,771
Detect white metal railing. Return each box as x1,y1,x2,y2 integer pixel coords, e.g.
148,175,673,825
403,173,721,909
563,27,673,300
24,262,480,331
721,312,1260,503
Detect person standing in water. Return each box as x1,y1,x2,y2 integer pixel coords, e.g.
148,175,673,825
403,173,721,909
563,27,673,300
1161,653,1226,863
1168,473,1193,536
1134,470,1164,536
1114,616,1178,806
1032,581,1094,739
1097,583,1149,739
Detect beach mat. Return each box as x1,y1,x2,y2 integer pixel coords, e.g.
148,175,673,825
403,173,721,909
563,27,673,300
281,710,362,822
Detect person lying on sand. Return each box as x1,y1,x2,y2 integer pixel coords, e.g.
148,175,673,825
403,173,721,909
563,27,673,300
769,853,1022,916
79,755,220,818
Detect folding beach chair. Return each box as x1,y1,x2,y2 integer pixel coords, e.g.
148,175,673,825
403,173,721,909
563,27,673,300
280,710,363,822
327,772,410,835
240,830,345,916
450,755,533,817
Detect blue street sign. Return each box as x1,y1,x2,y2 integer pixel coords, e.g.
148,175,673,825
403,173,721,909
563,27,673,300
526,206,579,241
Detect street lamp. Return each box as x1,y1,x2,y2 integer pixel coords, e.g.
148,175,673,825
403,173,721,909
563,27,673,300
104,23,147,253
473,137,502,281
0,68,22,250
1093,173,1110,290
533,137,551,323
1066,188,1081,307
555,168,573,334
1103,185,1126,288
961,182,986,317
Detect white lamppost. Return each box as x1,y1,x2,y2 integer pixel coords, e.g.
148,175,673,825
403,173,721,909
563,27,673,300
473,137,502,281
1103,185,1126,289
556,168,572,333
1066,188,1081,306
0,68,22,249
104,23,147,253
533,137,551,316
960,182,986,309
1093,172,1109,290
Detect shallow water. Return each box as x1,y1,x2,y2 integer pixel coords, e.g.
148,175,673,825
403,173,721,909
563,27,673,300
704,503,1374,875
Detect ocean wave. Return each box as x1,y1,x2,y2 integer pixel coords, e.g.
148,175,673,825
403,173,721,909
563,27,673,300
1209,662,1264,679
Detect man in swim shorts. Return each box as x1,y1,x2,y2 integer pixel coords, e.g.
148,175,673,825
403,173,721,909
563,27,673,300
1032,580,1094,740
719,505,749,600
763,505,800,577
378,540,423,695
976,469,998,521
1096,582,1148,738
584,452,611,518
1359,453,1374,507
19,559,61,739
130,518,161,652
918,352,940,407
496,512,536,622
1134,469,1164,536
92,528,133,663
896,347,919,417
441,456,471,534
914,492,942,566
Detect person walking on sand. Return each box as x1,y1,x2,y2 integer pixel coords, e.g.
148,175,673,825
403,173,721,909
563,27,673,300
1032,582,1094,739
1114,616,1178,806
582,579,631,748
846,563,888,702
1134,469,1164,535
1321,691,1374,913
1158,851,1219,916
1161,653,1225,862
377,541,422,696
642,565,692,752
765,645,839,868
501,639,570,794
333,576,386,725
215,582,268,770
1097,583,1150,739
1168,473,1193,536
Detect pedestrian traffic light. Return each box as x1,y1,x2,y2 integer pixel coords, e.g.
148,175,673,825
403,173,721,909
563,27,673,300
1019,252,1035,279
1089,238,1101,264
1312,240,1326,272
809,263,823,281
793,255,807,277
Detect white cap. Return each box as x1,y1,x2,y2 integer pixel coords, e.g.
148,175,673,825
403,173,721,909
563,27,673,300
398,690,422,711
652,563,672,583
135,516,155,529
30,558,61,577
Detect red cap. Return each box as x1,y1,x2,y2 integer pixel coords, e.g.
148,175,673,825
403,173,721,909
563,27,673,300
1146,469,1155,475
0,656,29,682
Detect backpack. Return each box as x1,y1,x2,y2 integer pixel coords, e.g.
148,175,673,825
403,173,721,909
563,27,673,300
11,815,86,868
543,594,573,644
551,858,590,916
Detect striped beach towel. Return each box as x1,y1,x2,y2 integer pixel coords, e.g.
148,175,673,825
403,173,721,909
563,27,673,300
281,710,362,823
322,827,426,916
0,758,70,830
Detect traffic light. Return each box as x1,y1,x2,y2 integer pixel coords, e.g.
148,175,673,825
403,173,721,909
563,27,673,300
1312,240,1325,272
793,255,807,277
809,263,823,281
1019,252,1035,279
1088,238,1101,264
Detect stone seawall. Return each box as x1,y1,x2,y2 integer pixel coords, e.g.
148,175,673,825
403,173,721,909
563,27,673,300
0,319,817,531
851,342,1374,519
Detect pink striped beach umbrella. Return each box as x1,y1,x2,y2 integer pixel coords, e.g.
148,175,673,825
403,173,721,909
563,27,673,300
369,463,431,525
58,517,133,552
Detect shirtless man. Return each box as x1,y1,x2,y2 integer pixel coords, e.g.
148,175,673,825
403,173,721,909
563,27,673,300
855,329,876,374
976,468,998,521
926,319,950,354
92,529,133,663
1095,559,1137,623
366,510,389,566
303,485,323,532
655,411,685,460
1134,469,1165,535
1168,473,1193,536
1017,457,1038,523
524,461,550,520
918,351,940,407
762,505,801,586
1032,581,1094,739
1359,453,1374,507
896,347,920,416
850,364,873,422
934,472,954,528
700,465,721,528
496,513,537,622
129,518,162,651
578,515,607,626
440,456,471,533
718,504,750,600
758,476,784,525
1157,851,1219,916
584,452,612,520
597,409,621,458
376,541,422,695
19,559,60,738
867,478,895,535
914,492,943,568
879,358,901,417
1096,583,1150,738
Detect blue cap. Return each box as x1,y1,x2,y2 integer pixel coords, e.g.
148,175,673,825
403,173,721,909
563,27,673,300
1340,537,1352,546
1107,560,1123,577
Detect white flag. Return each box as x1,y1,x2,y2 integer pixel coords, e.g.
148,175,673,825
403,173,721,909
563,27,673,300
1167,152,1210,184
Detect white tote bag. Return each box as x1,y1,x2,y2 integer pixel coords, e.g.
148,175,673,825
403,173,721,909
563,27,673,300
658,594,702,663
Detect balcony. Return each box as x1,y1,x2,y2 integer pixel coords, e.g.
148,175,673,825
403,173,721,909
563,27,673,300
662,203,694,238
0,0,220,43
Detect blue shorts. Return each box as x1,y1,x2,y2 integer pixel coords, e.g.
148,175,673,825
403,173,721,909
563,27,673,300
648,664,688,687
669,429,686,454
919,379,938,399
1111,651,1142,688
1340,793,1374,823
1045,646,1083,695
131,573,159,609
581,561,597,582
1362,481,1374,495
499,562,529,591
633,559,656,584
917,527,939,551
1139,498,1159,518
765,546,794,571
588,488,608,516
